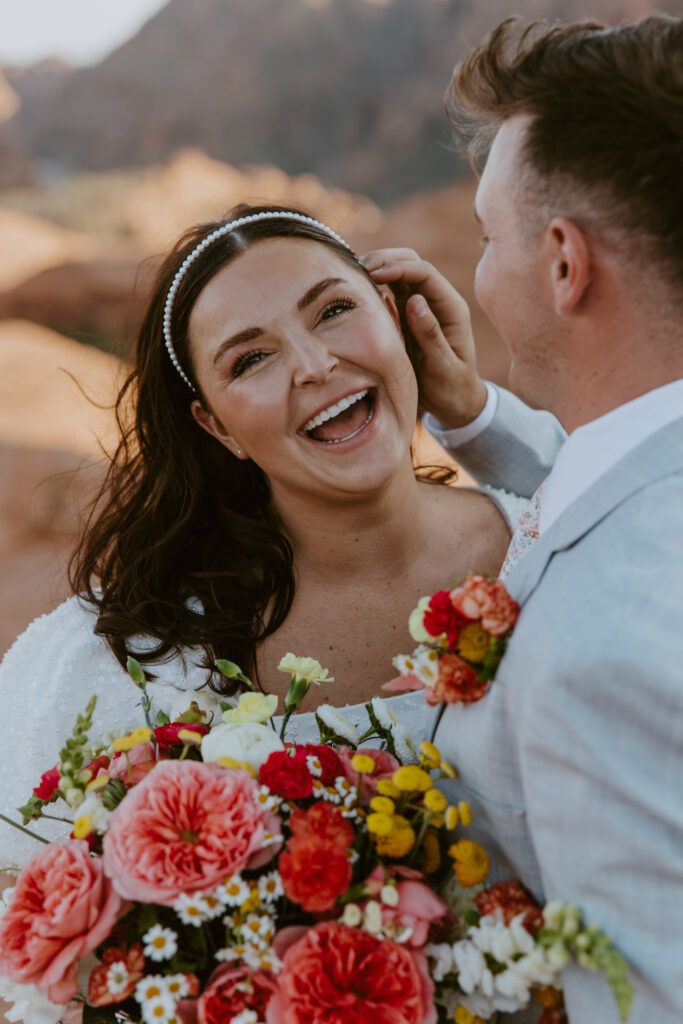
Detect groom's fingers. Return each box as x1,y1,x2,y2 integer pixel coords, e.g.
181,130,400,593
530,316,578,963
362,253,467,339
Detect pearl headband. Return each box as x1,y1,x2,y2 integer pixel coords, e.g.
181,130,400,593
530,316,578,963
162,211,353,392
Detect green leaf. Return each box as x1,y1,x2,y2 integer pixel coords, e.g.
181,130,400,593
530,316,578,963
154,710,171,726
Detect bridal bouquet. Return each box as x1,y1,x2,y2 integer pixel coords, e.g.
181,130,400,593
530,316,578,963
0,653,631,1024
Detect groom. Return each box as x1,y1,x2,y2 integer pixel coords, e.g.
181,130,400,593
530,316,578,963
367,13,683,1023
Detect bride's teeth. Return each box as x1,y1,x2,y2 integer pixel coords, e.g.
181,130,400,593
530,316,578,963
303,389,368,434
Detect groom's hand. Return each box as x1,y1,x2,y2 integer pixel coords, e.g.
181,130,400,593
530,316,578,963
360,248,488,429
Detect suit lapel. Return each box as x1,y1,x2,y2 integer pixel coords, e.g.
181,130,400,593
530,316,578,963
505,415,683,605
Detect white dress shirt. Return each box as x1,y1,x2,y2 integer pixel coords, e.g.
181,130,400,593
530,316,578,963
424,378,683,534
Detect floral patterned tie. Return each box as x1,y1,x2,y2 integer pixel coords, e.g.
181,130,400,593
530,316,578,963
499,480,546,580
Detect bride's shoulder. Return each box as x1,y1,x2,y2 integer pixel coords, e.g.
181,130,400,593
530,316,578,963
1,595,100,666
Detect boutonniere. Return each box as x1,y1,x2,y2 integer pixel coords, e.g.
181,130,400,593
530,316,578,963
384,574,519,706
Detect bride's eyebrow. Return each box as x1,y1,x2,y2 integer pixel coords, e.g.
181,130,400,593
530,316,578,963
213,277,349,367
297,276,346,311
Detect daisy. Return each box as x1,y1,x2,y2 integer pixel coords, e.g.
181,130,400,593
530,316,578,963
142,925,178,962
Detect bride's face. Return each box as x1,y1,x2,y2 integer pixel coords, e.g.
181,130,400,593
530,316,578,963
187,237,418,506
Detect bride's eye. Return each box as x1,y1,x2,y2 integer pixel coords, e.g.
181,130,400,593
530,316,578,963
319,297,356,323
231,349,268,379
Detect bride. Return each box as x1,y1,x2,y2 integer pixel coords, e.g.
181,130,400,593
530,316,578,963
0,203,520,867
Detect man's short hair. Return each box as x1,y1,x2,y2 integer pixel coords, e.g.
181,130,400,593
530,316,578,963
446,15,683,288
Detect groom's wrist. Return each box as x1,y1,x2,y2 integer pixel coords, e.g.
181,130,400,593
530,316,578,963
423,383,499,448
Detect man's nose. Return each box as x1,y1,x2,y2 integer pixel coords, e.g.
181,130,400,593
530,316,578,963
290,335,339,387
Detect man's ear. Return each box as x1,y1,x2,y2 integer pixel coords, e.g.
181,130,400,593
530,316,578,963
547,216,592,316
190,400,249,459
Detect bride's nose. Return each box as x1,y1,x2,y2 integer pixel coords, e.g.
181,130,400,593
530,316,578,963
290,335,339,387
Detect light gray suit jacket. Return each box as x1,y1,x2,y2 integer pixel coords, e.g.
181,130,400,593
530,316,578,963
434,389,683,1023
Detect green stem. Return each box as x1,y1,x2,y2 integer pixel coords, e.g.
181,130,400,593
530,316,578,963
0,811,50,845
279,710,293,742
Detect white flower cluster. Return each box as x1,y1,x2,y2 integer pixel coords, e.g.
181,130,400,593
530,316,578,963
340,888,413,944
315,705,360,745
311,775,359,819
369,698,418,764
211,870,284,973
427,908,565,1018
135,973,194,1024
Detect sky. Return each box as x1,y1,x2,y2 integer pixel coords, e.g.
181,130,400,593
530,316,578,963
0,0,171,67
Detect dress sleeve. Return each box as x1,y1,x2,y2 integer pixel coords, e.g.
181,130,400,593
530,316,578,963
0,596,205,869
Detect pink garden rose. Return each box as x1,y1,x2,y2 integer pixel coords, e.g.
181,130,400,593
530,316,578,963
336,746,400,801
0,840,125,1003
363,867,449,947
103,760,267,905
449,575,519,636
267,921,436,1024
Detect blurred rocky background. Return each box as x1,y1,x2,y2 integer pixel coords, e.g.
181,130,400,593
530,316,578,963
1,0,681,655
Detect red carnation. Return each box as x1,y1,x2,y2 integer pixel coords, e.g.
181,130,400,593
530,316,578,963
154,722,209,749
475,881,544,935
259,750,313,799
301,743,343,784
279,809,353,912
33,765,61,801
423,590,467,648
289,801,354,850
427,654,487,706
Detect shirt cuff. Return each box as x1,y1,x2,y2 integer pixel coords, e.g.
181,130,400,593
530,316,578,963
422,383,499,448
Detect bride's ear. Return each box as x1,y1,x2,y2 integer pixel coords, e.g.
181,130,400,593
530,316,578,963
191,400,249,460
383,289,402,331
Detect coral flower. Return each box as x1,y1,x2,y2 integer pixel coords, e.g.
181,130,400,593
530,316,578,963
102,760,267,905
337,746,400,800
430,654,487,706
87,942,145,1005
266,921,436,1024
0,840,125,1004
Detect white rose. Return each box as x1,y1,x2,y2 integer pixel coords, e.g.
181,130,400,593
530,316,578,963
169,690,224,724
408,597,434,643
201,722,284,771
0,979,66,1024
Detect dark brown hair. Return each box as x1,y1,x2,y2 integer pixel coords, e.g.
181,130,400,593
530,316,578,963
446,15,683,288
69,202,433,694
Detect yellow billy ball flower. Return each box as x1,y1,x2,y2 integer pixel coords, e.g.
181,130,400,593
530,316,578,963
430,815,445,829
392,765,432,793
423,788,448,813
375,816,416,858
217,756,242,769
367,812,395,837
112,726,152,752
177,728,204,746
352,754,376,774
456,622,490,663
448,839,490,887
421,828,441,874
439,760,458,779
419,740,442,769
370,796,395,816
72,813,93,839
458,801,473,826
445,805,460,830
454,1007,486,1024
376,779,401,800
